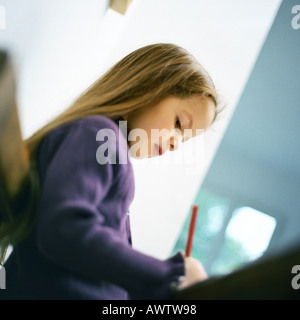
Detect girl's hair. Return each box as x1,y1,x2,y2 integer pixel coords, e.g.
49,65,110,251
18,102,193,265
0,43,219,262
26,43,219,158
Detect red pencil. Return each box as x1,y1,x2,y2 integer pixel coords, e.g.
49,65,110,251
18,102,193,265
185,204,198,257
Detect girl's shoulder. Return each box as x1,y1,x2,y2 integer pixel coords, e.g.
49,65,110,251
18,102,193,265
39,115,128,167
45,115,123,148
59,115,120,135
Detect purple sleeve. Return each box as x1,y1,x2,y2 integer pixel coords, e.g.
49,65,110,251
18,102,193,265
36,116,185,300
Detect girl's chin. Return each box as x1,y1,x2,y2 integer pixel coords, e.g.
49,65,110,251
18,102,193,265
128,144,156,159
128,149,147,159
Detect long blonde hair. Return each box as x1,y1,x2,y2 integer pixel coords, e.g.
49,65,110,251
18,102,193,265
1,43,219,262
26,43,218,158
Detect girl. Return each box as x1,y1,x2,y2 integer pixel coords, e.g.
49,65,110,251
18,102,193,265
1,43,219,300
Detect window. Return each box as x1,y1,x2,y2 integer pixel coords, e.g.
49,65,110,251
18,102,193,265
172,189,277,276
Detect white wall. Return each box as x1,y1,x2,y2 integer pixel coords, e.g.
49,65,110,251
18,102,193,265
0,0,281,259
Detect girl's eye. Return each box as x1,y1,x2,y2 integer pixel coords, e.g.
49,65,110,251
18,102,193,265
175,117,181,129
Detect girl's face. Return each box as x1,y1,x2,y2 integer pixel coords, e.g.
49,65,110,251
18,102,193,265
123,95,216,159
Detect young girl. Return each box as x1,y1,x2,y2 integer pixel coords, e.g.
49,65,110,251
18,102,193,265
1,43,219,300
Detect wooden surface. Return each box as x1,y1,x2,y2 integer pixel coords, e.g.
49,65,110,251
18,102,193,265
174,243,300,300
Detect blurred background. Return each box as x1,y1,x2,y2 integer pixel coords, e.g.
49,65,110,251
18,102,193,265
1,0,299,276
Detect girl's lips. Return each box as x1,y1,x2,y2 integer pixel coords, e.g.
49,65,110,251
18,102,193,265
154,144,165,156
158,145,164,156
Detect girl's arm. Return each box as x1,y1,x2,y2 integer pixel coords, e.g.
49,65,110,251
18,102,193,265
36,116,185,300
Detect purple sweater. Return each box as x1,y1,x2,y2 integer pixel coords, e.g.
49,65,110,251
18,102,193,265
3,115,185,300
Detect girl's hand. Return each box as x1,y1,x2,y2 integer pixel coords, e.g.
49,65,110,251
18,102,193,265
177,256,208,290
